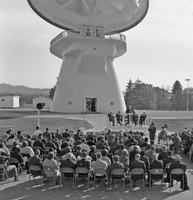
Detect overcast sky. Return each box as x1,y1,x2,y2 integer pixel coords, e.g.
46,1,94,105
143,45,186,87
0,0,193,91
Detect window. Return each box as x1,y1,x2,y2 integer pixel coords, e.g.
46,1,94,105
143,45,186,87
68,101,72,105
110,102,114,106
2,99,4,102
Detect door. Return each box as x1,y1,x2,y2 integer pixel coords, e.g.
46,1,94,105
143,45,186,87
86,98,97,112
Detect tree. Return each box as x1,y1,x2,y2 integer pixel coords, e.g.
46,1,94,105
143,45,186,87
49,77,58,100
154,87,170,110
171,80,184,110
49,85,56,100
124,79,157,110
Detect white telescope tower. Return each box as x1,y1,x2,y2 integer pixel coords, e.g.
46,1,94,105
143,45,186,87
28,0,149,113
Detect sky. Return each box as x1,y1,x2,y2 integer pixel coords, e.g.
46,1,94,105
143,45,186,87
0,0,193,91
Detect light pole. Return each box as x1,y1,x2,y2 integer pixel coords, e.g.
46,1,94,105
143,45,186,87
185,79,190,111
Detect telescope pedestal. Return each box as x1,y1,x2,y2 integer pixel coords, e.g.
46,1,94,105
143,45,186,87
50,34,126,113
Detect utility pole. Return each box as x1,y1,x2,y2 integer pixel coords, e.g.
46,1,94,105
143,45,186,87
185,79,190,111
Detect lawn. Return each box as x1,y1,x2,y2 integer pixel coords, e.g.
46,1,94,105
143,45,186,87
137,110,193,133
0,109,93,135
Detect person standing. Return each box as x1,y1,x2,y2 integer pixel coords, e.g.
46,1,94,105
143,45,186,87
125,105,135,126
139,112,147,126
107,111,115,126
158,127,168,144
116,111,123,126
148,123,156,143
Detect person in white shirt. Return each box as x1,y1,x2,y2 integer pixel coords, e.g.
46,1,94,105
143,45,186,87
20,141,34,157
32,126,43,138
91,152,108,171
43,152,61,184
78,138,90,152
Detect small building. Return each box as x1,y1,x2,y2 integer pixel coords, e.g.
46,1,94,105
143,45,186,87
0,96,20,108
33,96,52,109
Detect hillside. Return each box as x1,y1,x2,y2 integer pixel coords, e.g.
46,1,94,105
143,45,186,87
0,83,50,96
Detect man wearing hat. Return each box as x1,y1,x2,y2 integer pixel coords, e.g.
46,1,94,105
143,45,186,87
164,154,190,190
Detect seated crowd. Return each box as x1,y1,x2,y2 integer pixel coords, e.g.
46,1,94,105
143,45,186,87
0,127,191,190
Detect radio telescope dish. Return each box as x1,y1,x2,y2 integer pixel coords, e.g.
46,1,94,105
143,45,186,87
27,0,149,34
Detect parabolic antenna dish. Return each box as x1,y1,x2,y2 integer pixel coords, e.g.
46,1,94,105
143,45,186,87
27,0,149,34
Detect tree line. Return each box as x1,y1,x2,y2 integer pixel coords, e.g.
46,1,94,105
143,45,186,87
124,79,193,110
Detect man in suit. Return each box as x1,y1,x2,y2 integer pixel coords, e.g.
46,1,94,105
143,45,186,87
107,155,125,179
42,128,51,140
33,134,45,153
164,154,190,190
148,123,156,143
158,145,168,161
140,150,150,174
163,150,175,169
28,150,43,176
149,154,163,183
150,154,163,169
129,154,146,186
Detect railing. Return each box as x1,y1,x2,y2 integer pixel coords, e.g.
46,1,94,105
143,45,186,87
50,31,126,46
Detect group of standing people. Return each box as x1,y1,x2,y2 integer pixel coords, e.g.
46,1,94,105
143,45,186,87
107,106,147,127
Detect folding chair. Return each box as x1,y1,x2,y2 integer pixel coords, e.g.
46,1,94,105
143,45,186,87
149,168,164,190
93,168,108,190
74,167,90,189
8,157,24,176
29,165,43,185
60,167,74,187
170,168,184,191
43,166,61,186
129,168,145,191
110,169,126,191
164,163,171,175
0,164,10,185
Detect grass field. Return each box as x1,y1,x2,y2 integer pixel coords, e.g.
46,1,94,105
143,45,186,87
0,109,193,136
0,110,93,135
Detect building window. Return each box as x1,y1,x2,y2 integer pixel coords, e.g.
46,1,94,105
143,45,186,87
110,102,114,106
2,99,4,102
68,101,72,105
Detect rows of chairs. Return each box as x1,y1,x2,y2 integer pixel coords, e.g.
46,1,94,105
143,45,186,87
1,158,185,192
27,165,184,191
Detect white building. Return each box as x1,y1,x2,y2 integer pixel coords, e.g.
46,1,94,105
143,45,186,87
33,97,52,109
0,96,20,108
